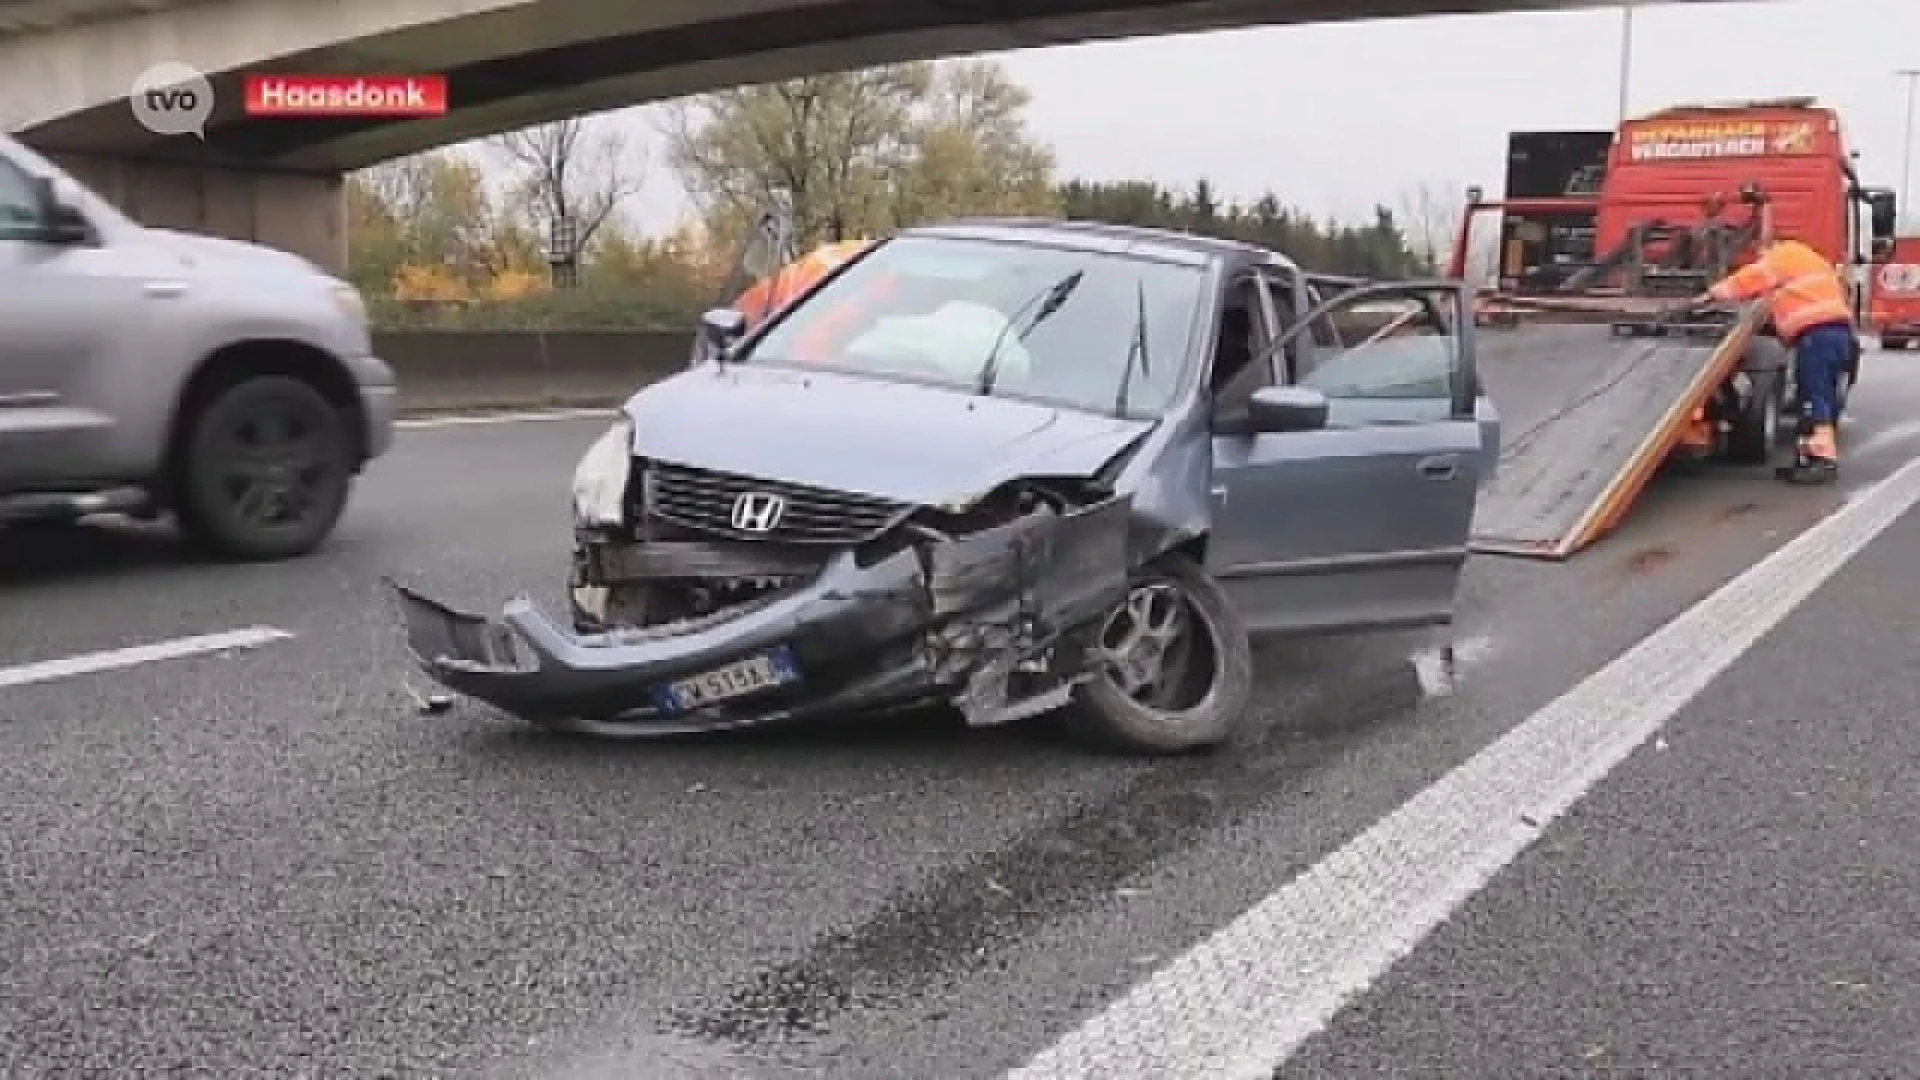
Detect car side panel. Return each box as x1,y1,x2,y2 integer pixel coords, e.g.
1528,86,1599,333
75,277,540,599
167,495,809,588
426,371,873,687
1209,418,1481,634
0,240,141,486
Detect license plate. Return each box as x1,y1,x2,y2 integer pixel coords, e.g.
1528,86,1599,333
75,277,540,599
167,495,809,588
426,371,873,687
651,646,801,714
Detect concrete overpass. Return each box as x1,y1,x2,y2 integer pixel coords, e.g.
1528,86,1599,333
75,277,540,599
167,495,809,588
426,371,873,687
1,0,1740,273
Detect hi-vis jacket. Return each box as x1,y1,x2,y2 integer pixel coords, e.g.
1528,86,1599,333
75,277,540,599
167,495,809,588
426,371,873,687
1707,239,1854,342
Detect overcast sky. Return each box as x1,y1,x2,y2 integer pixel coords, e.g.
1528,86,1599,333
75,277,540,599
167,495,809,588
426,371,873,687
592,0,1916,235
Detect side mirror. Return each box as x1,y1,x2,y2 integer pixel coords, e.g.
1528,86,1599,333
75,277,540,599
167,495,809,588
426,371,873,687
1866,188,1898,244
700,306,748,345
1247,386,1329,433
28,175,90,245
691,307,749,368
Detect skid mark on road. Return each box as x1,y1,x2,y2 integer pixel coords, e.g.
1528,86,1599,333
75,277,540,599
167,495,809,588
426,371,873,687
0,627,294,692
1006,449,1920,1080
665,638,1496,1052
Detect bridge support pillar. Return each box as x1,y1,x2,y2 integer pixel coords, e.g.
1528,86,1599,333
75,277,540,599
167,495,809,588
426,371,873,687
40,151,346,275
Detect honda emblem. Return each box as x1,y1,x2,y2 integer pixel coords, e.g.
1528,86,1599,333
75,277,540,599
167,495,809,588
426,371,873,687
730,491,786,533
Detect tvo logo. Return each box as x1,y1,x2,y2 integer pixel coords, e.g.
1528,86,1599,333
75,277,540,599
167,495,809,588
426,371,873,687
130,62,213,138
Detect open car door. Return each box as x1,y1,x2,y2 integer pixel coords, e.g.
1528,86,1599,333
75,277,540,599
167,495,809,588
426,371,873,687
1206,276,1487,635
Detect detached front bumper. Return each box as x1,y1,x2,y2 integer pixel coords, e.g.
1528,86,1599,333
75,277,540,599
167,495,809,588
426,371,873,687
391,495,1130,734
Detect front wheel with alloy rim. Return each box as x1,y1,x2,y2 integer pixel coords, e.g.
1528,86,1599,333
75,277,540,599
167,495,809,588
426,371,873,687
174,374,354,561
1065,552,1254,755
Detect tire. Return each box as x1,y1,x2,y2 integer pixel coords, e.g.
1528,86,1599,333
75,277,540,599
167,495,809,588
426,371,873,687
1885,336,1909,352
174,374,353,561
1723,369,1782,465
1065,552,1254,755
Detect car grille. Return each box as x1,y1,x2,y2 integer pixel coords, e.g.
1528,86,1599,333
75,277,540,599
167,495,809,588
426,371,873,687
640,461,911,545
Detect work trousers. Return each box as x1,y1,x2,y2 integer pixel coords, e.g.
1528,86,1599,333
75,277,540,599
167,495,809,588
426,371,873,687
1793,322,1853,429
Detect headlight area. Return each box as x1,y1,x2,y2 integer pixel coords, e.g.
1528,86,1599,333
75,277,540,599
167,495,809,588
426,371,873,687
570,416,635,528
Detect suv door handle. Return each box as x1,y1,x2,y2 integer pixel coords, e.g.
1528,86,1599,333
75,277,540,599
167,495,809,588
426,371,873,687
1416,454,1459,480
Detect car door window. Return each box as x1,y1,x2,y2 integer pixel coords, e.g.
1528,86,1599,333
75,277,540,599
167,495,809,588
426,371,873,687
0,153,45,242
1293,290,1464,427
0,156,40,241
1209,275,1279,432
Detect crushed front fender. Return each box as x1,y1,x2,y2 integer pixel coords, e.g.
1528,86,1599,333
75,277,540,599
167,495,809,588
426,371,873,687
389,493,1133,735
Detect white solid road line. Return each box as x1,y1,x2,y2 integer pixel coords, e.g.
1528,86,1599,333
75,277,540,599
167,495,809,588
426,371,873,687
395,407,613,431
1848,418,1920,461
0,627,295,692
1010,450,1920,1080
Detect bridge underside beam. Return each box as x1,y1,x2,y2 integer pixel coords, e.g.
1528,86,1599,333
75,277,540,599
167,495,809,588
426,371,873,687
42,151,346,274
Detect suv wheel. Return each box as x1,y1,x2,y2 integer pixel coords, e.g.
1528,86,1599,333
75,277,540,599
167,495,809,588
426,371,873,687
175,375,353,560
1066,552,1253,755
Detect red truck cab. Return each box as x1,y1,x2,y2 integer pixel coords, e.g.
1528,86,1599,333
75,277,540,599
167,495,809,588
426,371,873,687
1597,99,1895,319
1469,99,1898,319
1871,236,1920,350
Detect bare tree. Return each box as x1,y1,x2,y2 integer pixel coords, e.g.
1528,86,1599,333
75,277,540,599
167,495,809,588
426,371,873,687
1397,179,1508,284
487,116,646,256
1396,180,1467,274
659,65,932,251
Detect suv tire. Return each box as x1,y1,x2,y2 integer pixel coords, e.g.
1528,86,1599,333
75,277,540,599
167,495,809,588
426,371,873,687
175,374,353,561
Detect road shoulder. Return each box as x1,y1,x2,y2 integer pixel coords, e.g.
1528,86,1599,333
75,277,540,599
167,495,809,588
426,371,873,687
1278,483,1920,1079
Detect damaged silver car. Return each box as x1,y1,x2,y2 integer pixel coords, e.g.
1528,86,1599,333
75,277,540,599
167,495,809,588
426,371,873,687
394,220,1496,754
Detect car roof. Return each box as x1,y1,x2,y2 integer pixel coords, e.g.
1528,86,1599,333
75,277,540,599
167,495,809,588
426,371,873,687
899,217,1297,272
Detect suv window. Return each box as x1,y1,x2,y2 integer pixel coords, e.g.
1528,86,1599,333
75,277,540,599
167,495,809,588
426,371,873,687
1295,291,1463,426
0,156,40,241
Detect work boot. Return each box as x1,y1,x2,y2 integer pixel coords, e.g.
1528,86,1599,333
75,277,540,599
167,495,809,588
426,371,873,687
1776,424,1839,485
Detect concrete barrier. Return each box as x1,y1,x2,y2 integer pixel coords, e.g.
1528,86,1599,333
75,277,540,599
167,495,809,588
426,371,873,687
375,329,696,415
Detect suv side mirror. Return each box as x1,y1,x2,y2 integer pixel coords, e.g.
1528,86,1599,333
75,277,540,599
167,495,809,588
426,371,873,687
1247,385,1329,433
28,174,91,245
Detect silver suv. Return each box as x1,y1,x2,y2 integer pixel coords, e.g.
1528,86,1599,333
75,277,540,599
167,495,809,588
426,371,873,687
0,134,394,560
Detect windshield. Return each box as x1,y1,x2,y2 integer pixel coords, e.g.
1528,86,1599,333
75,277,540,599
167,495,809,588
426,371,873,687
733,234,1207,418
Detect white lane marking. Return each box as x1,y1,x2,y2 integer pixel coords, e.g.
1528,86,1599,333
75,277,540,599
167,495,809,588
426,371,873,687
395,407,613,431
1847,418,1920,460
1010,450,1920,1080
0,627,294,691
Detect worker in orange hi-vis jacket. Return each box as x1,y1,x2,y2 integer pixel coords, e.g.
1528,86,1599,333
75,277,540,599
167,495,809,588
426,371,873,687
1690,234,1857,485
732,240,872,327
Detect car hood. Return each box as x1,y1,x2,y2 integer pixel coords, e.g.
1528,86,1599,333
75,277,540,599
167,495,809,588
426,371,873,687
139,226,323,279
624,364,1153,506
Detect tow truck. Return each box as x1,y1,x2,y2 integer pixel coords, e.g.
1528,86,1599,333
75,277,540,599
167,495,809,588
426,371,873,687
1869,235,1920,351
1453,98,1898,559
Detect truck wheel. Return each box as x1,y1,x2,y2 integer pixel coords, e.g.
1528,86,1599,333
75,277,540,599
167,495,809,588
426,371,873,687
1723,370,1782,465
1066,552,1253,755
1885,335,1909,351
174,374,353,561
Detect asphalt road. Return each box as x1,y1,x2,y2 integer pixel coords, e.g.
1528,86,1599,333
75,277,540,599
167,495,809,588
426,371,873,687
4,353,1920,1079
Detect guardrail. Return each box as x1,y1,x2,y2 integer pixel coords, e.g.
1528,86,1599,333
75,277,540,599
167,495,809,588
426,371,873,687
376,329,696,415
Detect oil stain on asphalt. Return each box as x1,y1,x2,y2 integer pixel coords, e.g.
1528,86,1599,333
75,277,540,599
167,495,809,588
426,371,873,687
662,631,1481,1054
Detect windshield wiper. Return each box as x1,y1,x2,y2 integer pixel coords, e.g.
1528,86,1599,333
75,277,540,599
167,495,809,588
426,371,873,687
1112,276,1150,417
977,269,1086,395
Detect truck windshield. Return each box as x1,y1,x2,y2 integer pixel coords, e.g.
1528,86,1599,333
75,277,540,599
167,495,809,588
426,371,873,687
735,234,1205,418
